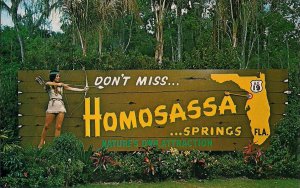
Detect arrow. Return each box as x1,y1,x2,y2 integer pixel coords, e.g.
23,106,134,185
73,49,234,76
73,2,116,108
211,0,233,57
72,84,104,89
224,91,253,99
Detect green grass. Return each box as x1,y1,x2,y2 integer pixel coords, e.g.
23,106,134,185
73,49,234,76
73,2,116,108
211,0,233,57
77,178,300,188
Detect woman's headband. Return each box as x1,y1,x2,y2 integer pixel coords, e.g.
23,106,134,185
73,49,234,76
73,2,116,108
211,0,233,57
50,71,59,75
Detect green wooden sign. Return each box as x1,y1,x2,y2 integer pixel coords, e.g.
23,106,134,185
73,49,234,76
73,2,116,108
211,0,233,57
18,70,288,151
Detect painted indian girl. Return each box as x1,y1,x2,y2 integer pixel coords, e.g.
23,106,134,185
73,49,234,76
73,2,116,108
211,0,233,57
38,70,88,148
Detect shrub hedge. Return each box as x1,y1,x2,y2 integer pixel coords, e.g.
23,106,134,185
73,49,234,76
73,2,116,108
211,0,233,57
1,132,299,187
0,57,299,187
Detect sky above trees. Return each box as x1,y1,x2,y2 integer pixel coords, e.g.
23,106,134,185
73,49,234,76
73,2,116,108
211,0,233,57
0,0,299,69
1,0,62,32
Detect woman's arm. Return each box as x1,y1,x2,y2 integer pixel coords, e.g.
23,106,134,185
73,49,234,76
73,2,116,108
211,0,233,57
46,82,88,92
45,81,64,87
64,84,88,92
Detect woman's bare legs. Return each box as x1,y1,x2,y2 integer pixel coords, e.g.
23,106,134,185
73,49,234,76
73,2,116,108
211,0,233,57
55,112,65,137
38,113,55,148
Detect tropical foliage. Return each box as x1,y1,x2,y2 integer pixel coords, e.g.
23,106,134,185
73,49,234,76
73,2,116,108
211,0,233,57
0,0,299,186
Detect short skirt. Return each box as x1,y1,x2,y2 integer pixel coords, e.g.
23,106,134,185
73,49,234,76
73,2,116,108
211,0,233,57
46,99,66,113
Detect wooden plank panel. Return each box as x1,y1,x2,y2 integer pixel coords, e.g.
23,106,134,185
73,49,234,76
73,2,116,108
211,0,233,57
18,69,288,82
18,70,288,151
18,92,288,105
20,136,270,151
19,116,83,126
18,102,286,116
18,114,284,127
18,115,283,137
18,80,288,93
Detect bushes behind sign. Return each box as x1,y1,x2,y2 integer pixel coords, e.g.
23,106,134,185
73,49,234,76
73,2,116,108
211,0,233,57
0,60,299,186
1,133,300,187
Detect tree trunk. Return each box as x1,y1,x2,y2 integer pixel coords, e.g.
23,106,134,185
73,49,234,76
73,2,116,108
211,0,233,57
168,22,175,61
154,0,166,65
15,25,25,63
98,29,103,56
10,0,25,63
124,16,133,53
230,0,237,48
286,39,290,69
72,24,76,46
240,1,250,69
232,20,238,48
155,21,164,65
212,10,217,48
76,23,87,57
177,15,182,62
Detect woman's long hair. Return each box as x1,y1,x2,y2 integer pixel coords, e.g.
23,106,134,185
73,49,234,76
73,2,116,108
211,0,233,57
49,70,59,82
48,70,61,95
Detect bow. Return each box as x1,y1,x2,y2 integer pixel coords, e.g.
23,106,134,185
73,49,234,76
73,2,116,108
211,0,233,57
66,65,89,118
84,68,88,98
34,69,90,118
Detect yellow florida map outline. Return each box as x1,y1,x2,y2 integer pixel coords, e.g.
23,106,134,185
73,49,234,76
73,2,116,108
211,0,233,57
211,73,270,145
